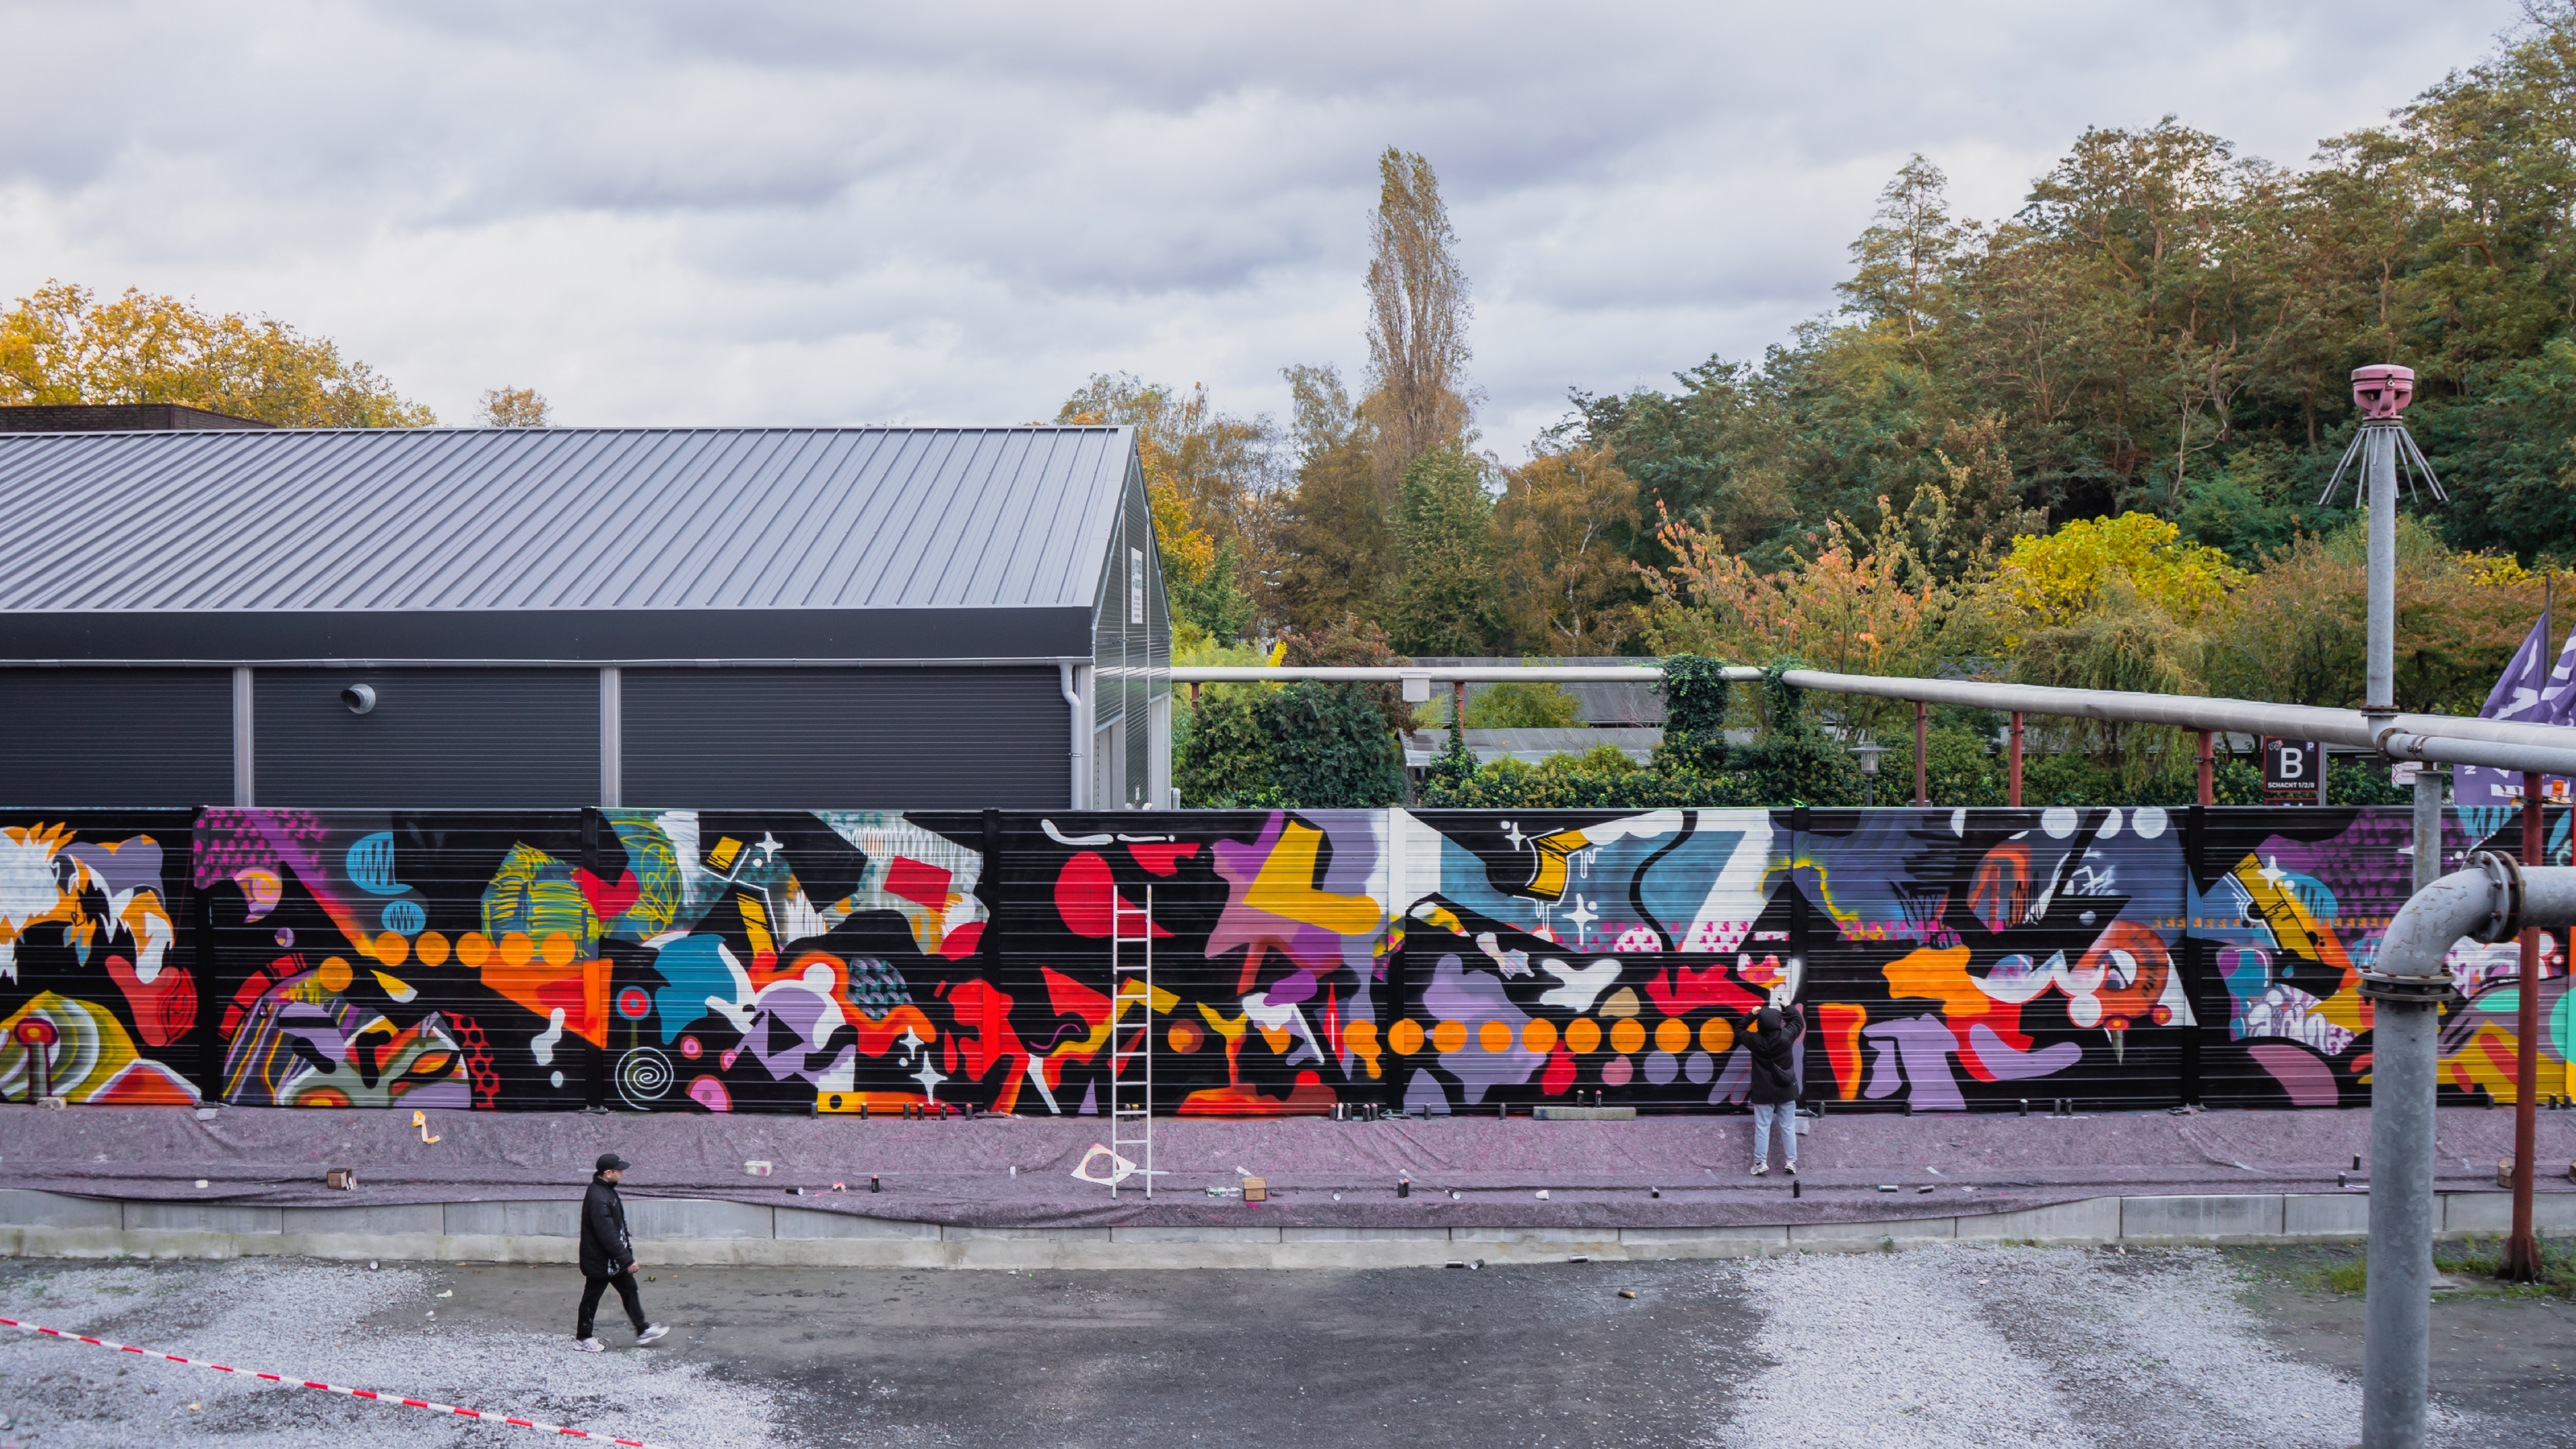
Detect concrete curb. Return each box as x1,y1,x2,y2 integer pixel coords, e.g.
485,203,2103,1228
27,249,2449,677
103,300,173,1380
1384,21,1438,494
6,1189,2573,1269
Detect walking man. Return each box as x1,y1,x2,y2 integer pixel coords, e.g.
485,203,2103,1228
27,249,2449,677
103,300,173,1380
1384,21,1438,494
575,1152,668,1352
1746,1001,1806,1177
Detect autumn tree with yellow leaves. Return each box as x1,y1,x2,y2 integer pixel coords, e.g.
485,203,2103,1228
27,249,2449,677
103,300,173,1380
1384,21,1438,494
1,281,434,427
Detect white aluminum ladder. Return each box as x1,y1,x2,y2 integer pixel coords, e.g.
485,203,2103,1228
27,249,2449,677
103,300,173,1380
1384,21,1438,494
1108,886,1154,1198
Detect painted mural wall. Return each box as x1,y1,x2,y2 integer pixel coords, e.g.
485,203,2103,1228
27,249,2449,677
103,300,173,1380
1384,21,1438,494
0,806,2564,1116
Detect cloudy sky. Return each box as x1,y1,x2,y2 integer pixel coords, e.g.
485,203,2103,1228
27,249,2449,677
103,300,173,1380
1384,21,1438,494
0,1,2532,457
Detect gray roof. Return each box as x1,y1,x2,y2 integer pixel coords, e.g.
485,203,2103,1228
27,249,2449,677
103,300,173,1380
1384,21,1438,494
0,426,1140,662
0,425,1133,612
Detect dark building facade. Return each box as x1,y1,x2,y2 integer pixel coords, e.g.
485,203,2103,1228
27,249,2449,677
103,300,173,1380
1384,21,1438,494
0,425,1167,810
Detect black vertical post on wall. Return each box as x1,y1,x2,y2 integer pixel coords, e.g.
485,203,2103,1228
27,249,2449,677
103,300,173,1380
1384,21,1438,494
1789,804,1811,1106
978,809,1003,969
582,808,607,1111
2179,803,2205,1107
191,814,222,1106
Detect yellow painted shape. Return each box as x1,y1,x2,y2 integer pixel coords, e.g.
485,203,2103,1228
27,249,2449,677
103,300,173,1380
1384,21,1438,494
1600,987,1641,1019
1245,821,1385,935
1609,1018,1647,1054
1431,1020,1468,1054
709,837,743,870
1389,1019,1425,1055
1700,1017,1735,1053
2229,856,2360,1028
1525,829,1592,901
1565,1018,1602,1054
1196,1003,1248,1042
1655,1018,1690,1054
2442,1021,2569,1104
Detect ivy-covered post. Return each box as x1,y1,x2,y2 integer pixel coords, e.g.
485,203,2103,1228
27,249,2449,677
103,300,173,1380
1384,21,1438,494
1655,654,1734,778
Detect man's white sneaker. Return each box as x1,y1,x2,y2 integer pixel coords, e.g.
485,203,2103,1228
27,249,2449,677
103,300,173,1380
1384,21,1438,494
573,1338,605,1353
1750,1162,1768,1176
636,1324,669,1345
1784,1162,1798,1176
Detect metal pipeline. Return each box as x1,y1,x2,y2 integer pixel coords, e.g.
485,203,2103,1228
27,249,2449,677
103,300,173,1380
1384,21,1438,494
1172,663,2576,775
2363,860,2576,1448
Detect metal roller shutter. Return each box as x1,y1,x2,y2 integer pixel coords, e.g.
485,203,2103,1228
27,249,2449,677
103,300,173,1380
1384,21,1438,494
254,668,598,808
0,668,233,806
621,666,1067,809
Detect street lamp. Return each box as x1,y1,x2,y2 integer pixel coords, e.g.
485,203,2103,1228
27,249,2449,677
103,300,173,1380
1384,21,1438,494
1850,738,1887,807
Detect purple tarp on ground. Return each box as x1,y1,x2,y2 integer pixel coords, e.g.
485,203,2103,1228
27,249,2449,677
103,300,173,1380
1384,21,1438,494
2,1105,2567,1231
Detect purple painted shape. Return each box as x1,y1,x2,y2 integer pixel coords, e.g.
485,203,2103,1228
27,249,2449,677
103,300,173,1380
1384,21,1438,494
1863,1014,1967,1112
1967,1023,2082,1082
2246,1042,2342,1107
1709,1047,1750,1105
1265,970,1318,1006
1420,954,1539,1104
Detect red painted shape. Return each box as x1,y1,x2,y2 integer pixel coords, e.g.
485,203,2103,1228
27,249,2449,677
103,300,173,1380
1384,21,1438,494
944,978,1027,1082
1177,1070,1338,1116
1818,1002,1868,1100
1542,1045,1578,1096
1127,842,1201,876
573,868,640,923
1643,963,1762,1015
1053,852,1169,939
105,955,195,1048
938,920,984,960
221,955,303,1040
884,857,953,911
1042,965,1108,1030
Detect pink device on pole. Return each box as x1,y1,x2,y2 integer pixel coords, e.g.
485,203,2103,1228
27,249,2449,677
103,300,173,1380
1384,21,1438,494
2351,363,2414,419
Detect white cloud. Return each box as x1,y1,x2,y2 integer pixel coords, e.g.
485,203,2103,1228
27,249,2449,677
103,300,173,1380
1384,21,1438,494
0,0,2527,454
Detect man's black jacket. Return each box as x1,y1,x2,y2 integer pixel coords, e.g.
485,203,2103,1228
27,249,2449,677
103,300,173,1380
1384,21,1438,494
580,1176,633,1278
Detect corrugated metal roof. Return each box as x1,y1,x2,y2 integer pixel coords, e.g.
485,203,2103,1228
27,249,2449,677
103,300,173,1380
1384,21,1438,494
0,426,1136,614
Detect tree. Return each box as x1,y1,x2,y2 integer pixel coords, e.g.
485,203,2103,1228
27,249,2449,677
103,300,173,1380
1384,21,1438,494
1978,511,2244,648
0,281,435,426
1174,688,1273,806
1364,149,1475,504
480,387,551,427
1494,443,1643,652
1272,363,1388,631
1387,447,1500,654
1839,154,1962,363
1057,373,1276,641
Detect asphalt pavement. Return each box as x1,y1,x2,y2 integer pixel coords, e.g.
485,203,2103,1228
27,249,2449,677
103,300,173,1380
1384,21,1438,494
1,1247,2568,1447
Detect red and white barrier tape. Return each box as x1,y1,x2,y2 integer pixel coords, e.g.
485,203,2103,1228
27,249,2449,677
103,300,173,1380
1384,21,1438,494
0,1315,672,1447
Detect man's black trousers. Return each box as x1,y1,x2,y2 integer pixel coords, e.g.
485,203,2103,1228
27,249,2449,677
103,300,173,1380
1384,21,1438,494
577,1269,647,1339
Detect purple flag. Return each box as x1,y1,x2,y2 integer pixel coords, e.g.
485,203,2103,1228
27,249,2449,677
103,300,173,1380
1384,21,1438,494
2457,615,2576,807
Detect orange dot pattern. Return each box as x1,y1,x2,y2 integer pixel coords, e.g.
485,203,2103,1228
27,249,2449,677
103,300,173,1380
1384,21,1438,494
1380,1012,1749,1060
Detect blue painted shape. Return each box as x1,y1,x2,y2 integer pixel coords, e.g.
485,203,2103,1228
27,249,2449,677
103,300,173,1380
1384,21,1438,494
380,900,426,935
347,833,406,895
649,935,743,1044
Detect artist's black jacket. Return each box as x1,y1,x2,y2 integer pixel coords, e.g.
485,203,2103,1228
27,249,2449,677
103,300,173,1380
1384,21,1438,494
1746,1004,1806,1106
580,1177,633,1277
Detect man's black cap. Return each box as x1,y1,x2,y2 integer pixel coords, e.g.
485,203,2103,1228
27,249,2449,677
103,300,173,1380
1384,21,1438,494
596,1152,630,1173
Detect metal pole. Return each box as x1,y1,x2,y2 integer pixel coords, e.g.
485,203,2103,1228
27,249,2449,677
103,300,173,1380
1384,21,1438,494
2008,713,2024,808
1454,680,1467,731
1913,701,1928,807
2367,421,2398,714
2509,776,2544,1279
2196,730,2215,807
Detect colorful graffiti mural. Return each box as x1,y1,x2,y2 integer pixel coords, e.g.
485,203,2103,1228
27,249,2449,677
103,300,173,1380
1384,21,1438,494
0,805,2563,1114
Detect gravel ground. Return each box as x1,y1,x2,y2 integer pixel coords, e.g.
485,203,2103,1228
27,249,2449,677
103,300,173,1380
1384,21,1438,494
0,1247,2559,1448
0,1259,777,1449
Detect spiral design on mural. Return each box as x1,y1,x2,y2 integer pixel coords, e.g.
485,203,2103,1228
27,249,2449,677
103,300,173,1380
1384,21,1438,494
616,1047,673,1108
